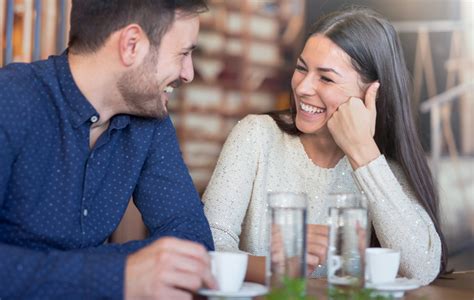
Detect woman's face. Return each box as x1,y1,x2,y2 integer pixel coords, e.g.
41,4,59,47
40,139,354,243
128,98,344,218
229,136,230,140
291,34,366,135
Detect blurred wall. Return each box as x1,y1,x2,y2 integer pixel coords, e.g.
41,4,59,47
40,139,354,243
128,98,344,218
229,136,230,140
168,0,307,192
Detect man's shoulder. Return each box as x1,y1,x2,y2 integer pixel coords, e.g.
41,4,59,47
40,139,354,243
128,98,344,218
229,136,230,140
0,60,52,107
0,58,60,135
128,116,177,143
0,62,34,89
130,115,174,130
0,64,36,118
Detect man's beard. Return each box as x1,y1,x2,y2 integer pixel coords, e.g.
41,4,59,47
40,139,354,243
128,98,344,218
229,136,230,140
117,48,167,119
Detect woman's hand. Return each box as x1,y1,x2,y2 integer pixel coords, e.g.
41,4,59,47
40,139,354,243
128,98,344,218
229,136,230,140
271,224,329,277
327,82,381,169
306,224,329,274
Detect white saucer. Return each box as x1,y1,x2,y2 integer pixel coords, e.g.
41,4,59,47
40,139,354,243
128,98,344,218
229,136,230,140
366,277,420,298
198,282,268,298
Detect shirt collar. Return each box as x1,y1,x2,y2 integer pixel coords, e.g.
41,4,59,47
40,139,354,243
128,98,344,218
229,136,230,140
110,115,130,130
54,51,130,130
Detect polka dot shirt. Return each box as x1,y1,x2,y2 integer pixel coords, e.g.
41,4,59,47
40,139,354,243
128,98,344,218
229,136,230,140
0,53,214,299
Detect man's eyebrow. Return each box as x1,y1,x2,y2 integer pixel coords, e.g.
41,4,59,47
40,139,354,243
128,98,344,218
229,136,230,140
183,44,197,52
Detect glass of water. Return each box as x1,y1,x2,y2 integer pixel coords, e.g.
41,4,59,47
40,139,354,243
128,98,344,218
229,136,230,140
310,193,365,278
267,192,308,293
327,205,368,289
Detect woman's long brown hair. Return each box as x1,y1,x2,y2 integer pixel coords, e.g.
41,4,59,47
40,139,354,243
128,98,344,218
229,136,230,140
269,7,448,275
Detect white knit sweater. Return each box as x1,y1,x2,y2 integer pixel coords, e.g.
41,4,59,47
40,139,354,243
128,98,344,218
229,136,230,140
203,114,441,285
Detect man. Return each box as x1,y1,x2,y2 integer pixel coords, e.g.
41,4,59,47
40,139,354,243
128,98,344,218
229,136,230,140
0,1,217,299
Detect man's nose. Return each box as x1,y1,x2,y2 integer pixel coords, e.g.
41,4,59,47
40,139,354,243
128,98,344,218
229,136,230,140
180,56,194,83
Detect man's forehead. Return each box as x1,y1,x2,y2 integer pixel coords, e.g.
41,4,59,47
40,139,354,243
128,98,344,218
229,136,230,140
162,15,199,46
183,44,198,52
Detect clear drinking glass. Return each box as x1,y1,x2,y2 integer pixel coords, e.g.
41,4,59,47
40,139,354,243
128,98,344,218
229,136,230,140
327,206,368,290
267,192,308,293
328,192,364,209
310,193,365,278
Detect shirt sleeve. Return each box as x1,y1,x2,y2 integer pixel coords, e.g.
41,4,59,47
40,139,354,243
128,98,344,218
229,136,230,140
0,243,126,299
0,81,30,203
352,155,442,285
131,117,214,251
0,117,126,298
0,128,14,203
202,115,262,252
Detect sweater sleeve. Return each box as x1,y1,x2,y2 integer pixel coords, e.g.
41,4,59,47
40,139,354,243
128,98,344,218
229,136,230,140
352,155,441,285
202,115,263,252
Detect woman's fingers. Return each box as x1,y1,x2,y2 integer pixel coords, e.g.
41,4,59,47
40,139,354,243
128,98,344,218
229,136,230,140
364,81,380,136
308,224,329,235
306,224,329,270
307,243,327,263
364,81,380,112
306,253,321,272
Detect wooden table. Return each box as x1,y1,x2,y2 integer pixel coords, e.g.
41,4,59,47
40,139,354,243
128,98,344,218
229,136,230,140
254,271,474,300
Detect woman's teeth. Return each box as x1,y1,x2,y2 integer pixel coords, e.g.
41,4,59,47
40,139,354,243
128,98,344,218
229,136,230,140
300,102,325,114
164,86,174,93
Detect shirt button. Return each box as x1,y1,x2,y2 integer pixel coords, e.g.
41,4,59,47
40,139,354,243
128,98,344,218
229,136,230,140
90,115,99,123
83,209,88,217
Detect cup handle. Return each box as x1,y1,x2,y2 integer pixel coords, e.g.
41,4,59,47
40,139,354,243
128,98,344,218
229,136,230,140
328,255,342,276
210,256,217,277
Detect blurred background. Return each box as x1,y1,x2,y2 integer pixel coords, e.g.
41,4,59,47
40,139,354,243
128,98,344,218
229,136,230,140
1,0,472,272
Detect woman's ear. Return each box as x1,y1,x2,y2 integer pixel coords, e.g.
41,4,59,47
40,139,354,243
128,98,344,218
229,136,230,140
118,24,149,67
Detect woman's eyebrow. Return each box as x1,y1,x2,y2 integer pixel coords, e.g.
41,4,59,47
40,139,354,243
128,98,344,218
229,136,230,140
317,67,342,77
297,56,308,67
298,56,342,77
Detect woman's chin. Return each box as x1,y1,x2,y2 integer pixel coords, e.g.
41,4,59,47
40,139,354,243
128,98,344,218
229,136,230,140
295,117,326,135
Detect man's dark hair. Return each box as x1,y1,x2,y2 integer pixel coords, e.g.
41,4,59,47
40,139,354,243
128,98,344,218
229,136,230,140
68,0,208,54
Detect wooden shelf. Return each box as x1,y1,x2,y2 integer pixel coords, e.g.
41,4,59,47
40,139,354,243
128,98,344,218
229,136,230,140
199,25,282,44
174,0,302,192
222,2,283,19
171,105,257,119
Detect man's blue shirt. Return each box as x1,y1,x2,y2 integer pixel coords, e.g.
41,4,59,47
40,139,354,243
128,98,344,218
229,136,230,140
0,54,214,299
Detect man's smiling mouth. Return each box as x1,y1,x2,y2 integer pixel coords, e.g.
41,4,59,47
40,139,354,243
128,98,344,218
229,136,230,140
164,86,174,94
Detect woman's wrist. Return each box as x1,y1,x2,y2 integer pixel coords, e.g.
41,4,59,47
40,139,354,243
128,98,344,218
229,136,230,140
245,255,266,284
346,139,381,169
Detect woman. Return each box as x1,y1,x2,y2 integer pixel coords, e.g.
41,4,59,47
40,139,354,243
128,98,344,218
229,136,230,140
203,7,447,285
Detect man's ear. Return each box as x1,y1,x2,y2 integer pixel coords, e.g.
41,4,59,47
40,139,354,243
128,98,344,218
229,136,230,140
118,24,148,67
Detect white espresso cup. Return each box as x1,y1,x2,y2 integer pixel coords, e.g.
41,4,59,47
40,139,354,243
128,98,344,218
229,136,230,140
210,251,248,293
365,248,400,284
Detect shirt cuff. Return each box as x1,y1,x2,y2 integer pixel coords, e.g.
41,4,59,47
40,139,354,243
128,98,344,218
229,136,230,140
82,252,127,299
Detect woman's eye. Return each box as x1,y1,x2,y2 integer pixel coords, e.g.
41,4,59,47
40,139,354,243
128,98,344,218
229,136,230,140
295,65,307,72
320,76,334,83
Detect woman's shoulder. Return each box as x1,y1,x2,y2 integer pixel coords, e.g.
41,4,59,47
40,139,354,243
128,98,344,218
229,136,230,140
233,114,283,138
238,114,278,127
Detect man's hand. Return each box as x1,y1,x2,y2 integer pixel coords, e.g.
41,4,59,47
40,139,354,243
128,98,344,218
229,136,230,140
124,237,217,300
